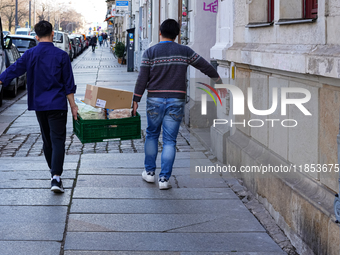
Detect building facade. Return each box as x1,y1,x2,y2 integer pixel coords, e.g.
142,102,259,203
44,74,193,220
209,0,340,254
108,0,340,253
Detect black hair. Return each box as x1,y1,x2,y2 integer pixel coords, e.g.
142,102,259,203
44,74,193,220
160,19,180,40
34,20,53,38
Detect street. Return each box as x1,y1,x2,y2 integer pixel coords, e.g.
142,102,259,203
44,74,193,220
0,46,285,254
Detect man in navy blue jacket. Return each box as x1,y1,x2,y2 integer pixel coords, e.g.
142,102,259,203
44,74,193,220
0,21,78,193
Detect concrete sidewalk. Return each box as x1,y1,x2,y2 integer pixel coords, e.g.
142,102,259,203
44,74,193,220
0,46,285,254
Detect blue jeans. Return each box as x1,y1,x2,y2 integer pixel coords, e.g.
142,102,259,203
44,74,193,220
145,97,186,180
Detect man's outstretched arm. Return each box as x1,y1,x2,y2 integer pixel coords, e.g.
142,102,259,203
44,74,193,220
0,53,28,86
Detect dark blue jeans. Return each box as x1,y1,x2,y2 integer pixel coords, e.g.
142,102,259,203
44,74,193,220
145,97,185,180
36,110,67,177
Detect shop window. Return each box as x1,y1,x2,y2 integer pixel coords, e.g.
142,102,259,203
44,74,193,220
246,0,274,28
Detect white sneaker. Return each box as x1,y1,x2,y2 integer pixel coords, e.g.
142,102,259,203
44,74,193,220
142,170,155,183
159,177,172,190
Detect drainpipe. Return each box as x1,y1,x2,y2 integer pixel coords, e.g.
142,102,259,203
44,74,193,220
334,116,340,223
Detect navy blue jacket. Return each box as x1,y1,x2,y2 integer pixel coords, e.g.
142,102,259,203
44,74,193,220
0,42,76,111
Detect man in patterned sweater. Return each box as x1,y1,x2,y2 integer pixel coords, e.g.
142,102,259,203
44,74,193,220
133,19,226,190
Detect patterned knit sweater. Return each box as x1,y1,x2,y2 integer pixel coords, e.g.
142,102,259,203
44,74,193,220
133,41,221,102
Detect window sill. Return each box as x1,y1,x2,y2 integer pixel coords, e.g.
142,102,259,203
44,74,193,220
275,18,316,25
245,22,273,28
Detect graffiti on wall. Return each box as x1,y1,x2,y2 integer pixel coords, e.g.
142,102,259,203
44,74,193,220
203,0,218,13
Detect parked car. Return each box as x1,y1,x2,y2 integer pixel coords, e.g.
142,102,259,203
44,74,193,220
69,36,79,58
30,31,36,37
81,33,89,48
53,31,71,56
0,84,3,107
3,38,26,97
85,37,90,48
5,35,38,56
74,34,85,52
72,34,83,54
0,18,8,107
15,28,31,35
3,31,10,37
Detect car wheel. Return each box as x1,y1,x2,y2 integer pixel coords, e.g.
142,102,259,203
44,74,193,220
10,78,18,98
22,78,27,90
19,77,26,90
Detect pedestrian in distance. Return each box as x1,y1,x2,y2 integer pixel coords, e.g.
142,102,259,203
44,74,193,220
103,33,108,47
90,34,97,52
0,20,78,193
132,19,227,190
98,33,103,47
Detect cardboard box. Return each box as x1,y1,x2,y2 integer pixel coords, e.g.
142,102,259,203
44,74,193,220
84,84,133,109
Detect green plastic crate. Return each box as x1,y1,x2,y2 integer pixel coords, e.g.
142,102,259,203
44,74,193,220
73,112,141,143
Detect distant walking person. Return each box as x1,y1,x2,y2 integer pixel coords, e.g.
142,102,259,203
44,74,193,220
133,19,227,190
0,20,77,193
98,33,103,47
90,35,97,52
103,33,108,47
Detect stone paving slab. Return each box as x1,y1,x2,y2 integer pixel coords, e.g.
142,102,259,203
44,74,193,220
0,206,68,222
0,155,79,162
0,115,19,123
5,127,40,134
81,152,200,160
64,252,285,255
70,199,244,214
0,179,74,189
76,175,173,188
0,189,71,205
0,123,8,136
0,161,77,170
77,167,191,175
174,175,228,188
72,187,238,200
67,212,265,232
64,232,283,253
0,104,27,113
0,170,76,179
0,241,61,255
80,153,206,169
0,222,65,240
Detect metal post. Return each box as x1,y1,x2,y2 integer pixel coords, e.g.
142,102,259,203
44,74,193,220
33,0,36,25
29,0,31,28
15,0,18,29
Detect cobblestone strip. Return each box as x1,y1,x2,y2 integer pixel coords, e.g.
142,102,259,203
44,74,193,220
15,134,39,157
0,134,22,157
0,123,195,157
26,134,43,156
